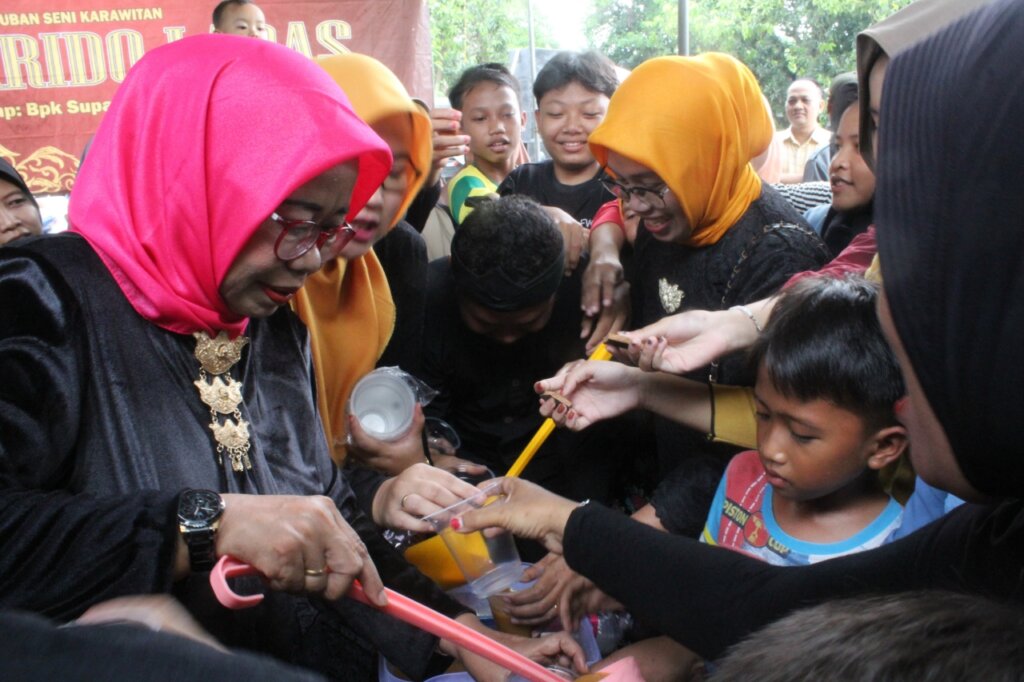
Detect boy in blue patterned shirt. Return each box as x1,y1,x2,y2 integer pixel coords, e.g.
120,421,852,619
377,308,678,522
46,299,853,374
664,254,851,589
703,276,907,565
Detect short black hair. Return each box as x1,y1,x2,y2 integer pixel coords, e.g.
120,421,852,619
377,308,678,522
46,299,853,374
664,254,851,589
212,0,255,28
533,51,618,104
714,591,1024,681
827,73,859,133
748,276,904,431
452,195,562,286
448,63,520,111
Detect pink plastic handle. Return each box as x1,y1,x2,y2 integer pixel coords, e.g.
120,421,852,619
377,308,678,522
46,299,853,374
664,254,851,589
210,556,565,682
210,555,265,609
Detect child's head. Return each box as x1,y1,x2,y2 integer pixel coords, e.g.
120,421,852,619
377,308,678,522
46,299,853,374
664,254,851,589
829,98,875,214
532,51,618,176
714,591,1024,681
448,64,525,172
748,276,907,501
450,195,563,344
212,0,267,38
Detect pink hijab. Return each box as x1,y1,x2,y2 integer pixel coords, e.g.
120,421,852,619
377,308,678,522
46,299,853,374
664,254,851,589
69,35,391,337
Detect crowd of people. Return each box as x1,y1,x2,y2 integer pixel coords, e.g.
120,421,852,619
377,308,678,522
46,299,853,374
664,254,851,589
2,0,1023,679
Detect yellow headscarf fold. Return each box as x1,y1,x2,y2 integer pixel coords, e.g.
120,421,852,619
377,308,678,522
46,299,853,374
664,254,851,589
292,53,432,464
588,53,771,247
317,53,433,222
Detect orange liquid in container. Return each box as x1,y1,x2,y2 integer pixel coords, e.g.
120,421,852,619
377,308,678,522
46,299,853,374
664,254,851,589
403,535,466,589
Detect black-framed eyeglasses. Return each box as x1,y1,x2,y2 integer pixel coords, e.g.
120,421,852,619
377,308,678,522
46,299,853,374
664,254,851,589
600,175,671,210
270,212,356,261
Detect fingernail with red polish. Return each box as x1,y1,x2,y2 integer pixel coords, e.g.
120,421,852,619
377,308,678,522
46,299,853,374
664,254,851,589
449,517,462,531
534,382,543,393
557,404,566,414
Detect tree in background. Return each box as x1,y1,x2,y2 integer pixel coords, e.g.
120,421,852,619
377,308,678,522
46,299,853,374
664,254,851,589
585,0,914,125
429,0,556,101
586,0,679,68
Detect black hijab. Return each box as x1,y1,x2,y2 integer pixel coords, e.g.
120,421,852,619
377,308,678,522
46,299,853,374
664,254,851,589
876,0,1024,498
0,159,39,212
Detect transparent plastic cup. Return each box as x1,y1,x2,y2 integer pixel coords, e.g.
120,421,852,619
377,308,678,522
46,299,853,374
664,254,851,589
423,482,522,598
487,589,533,637
349,369,416,441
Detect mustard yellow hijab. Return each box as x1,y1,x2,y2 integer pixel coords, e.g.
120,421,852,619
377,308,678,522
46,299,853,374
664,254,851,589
588,53,771,247
292,53,432,464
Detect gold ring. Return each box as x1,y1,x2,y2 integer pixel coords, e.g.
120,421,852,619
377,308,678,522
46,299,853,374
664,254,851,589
400,494,411,509
304,567,327,577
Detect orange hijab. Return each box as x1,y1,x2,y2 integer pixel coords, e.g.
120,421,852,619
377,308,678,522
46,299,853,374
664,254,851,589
292,54,431,463
588,53,771,247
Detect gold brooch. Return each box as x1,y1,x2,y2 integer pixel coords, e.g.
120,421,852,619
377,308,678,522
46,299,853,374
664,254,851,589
658,278,684,314
195,374,244,415
193,331,252,472
193,331,248,375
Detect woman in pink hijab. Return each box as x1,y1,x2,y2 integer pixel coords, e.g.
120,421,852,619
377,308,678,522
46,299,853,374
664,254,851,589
0,35,583,679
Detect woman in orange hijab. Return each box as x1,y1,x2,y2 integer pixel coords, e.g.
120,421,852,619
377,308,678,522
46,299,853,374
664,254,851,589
588,54,829,486
589,53,827,382
292,54,433,464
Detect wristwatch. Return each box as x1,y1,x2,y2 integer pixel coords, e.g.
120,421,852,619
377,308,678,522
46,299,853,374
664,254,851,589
177,488,225,573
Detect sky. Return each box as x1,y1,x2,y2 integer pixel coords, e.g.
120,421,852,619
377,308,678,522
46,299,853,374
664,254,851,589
535,0,591,50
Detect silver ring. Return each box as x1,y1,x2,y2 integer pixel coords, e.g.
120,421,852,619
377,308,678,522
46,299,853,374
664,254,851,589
400,494,412,509
304,566,327,577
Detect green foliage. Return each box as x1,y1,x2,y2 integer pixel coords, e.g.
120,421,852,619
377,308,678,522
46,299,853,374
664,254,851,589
585,0,679,68
428,0,556,101
585,0,915,125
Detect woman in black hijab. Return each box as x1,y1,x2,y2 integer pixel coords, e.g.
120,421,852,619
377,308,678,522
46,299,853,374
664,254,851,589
453,0,1024,661
0,160,43,246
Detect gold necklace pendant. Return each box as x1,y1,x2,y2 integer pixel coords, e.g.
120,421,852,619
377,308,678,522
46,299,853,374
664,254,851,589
659,278,685,314
209,417,253,472
194,374,244,415
193,331,252,472
193,331,249,375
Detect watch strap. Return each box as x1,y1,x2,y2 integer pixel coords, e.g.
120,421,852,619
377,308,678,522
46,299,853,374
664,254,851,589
181,525,219,572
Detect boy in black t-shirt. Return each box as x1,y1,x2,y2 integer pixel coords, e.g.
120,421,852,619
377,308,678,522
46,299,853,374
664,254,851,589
498,51,618,229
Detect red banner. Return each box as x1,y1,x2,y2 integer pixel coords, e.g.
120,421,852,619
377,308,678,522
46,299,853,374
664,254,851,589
0,0,433,194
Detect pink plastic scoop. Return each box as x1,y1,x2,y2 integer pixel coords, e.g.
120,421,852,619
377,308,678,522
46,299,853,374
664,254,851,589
210,556,566,682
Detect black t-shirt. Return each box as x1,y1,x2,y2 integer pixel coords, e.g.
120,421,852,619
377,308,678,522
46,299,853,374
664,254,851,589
498,161,613,227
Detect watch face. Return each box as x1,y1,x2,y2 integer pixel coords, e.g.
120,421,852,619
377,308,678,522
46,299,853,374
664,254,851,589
179,489,224,527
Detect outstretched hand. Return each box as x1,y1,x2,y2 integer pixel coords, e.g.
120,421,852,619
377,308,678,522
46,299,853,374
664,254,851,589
535,361,644,431
580,280,630,353
452,478,579,555
503,553,579,625
448,613,588,681
558,573,624,634
613,306,761,374
542,206,590,275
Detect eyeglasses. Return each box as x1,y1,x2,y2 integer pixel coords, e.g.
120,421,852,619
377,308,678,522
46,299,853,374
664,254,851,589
270,212,356,261
600,176,671,210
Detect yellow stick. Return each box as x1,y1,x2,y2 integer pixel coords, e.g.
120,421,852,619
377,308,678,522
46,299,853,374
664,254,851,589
504,343,613,478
